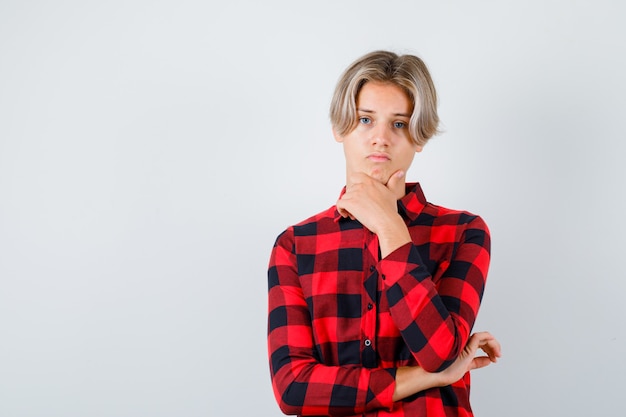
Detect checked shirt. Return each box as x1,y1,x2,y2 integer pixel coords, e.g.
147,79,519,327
267,183,490,416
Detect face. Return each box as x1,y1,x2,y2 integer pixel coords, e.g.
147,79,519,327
334,81,422,185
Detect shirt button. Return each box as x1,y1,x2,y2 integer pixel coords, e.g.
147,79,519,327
369,265,375,272
367,303,373,310
381,274,386,280
364,339,371,347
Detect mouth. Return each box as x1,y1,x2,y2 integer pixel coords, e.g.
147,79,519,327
367,152,390,162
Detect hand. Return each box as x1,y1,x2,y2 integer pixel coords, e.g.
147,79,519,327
436,332,502,387
336,170,405,229
337,171,410,257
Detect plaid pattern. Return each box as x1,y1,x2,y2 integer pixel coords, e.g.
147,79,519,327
268,183,490,416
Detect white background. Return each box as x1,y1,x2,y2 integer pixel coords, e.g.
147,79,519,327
1,1,625,416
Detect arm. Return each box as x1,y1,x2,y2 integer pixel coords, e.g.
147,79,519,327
393,332,501,401
268,226,498,415
268,229,396,416
379,215,490,372
337,172,491,372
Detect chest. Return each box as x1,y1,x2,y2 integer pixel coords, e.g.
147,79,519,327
293,226,455,366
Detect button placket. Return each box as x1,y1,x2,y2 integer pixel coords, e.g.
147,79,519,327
361,231,378,367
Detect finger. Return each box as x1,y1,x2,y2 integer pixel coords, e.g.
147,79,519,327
479,339,502,361
466,332,491,352
465,332,499,359
336,200,349,218
336,200,355,220
468,332,501,363
385,170,406,199
471,331,495,341
470,356,493,371
337,207,353,219
470,332,497,348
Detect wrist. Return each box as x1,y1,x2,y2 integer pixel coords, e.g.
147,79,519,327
378,215,411,258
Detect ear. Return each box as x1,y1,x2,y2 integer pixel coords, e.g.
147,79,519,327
332,128,344,143
415,145,423,153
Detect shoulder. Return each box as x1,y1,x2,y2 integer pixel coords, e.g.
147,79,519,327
428,208,491,259
273,205,339,245
425,202,488,229
403,183,489,233
416,202,490,248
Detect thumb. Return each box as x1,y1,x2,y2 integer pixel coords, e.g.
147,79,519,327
386,170,406,199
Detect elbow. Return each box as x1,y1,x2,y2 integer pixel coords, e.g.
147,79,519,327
270,356,305,414
276,399,299,416
273,380,308,415
277,402,301,416
269,345,318,415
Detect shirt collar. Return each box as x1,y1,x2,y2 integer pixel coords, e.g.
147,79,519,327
333,182,428,223
398,182,428,221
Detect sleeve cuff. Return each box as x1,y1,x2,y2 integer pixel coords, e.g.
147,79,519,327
365,368,397,410
378,242,427,286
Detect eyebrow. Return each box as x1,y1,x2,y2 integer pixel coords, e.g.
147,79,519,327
357,108,411,117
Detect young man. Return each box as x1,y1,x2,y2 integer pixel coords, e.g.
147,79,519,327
267,50,500,416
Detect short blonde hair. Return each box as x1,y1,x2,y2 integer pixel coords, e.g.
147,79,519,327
329,50,440,147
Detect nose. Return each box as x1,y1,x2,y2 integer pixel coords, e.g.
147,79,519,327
371,124,392,147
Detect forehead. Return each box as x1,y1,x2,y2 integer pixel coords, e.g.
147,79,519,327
356,81,412,113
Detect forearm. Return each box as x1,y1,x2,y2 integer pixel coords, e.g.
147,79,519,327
378,218,491,372
376,213,412,259
393,331,502,401
270,357,396,416
392,366,442,401
271,354,460,413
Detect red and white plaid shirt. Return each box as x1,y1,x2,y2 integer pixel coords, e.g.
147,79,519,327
268,183,491,416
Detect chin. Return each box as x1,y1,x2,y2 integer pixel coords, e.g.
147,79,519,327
370,171,391,185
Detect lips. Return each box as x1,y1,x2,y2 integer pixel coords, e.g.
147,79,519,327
367,152,390,162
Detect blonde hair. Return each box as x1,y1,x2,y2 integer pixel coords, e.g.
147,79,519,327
329,50,440,147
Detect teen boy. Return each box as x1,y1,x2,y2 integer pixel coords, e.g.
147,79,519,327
268,50,500,416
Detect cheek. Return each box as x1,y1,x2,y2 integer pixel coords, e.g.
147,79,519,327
401,159,414,171
400,150,417,168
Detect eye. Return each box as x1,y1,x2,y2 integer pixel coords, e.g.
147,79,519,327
359,117,372,125
394,121,407,129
